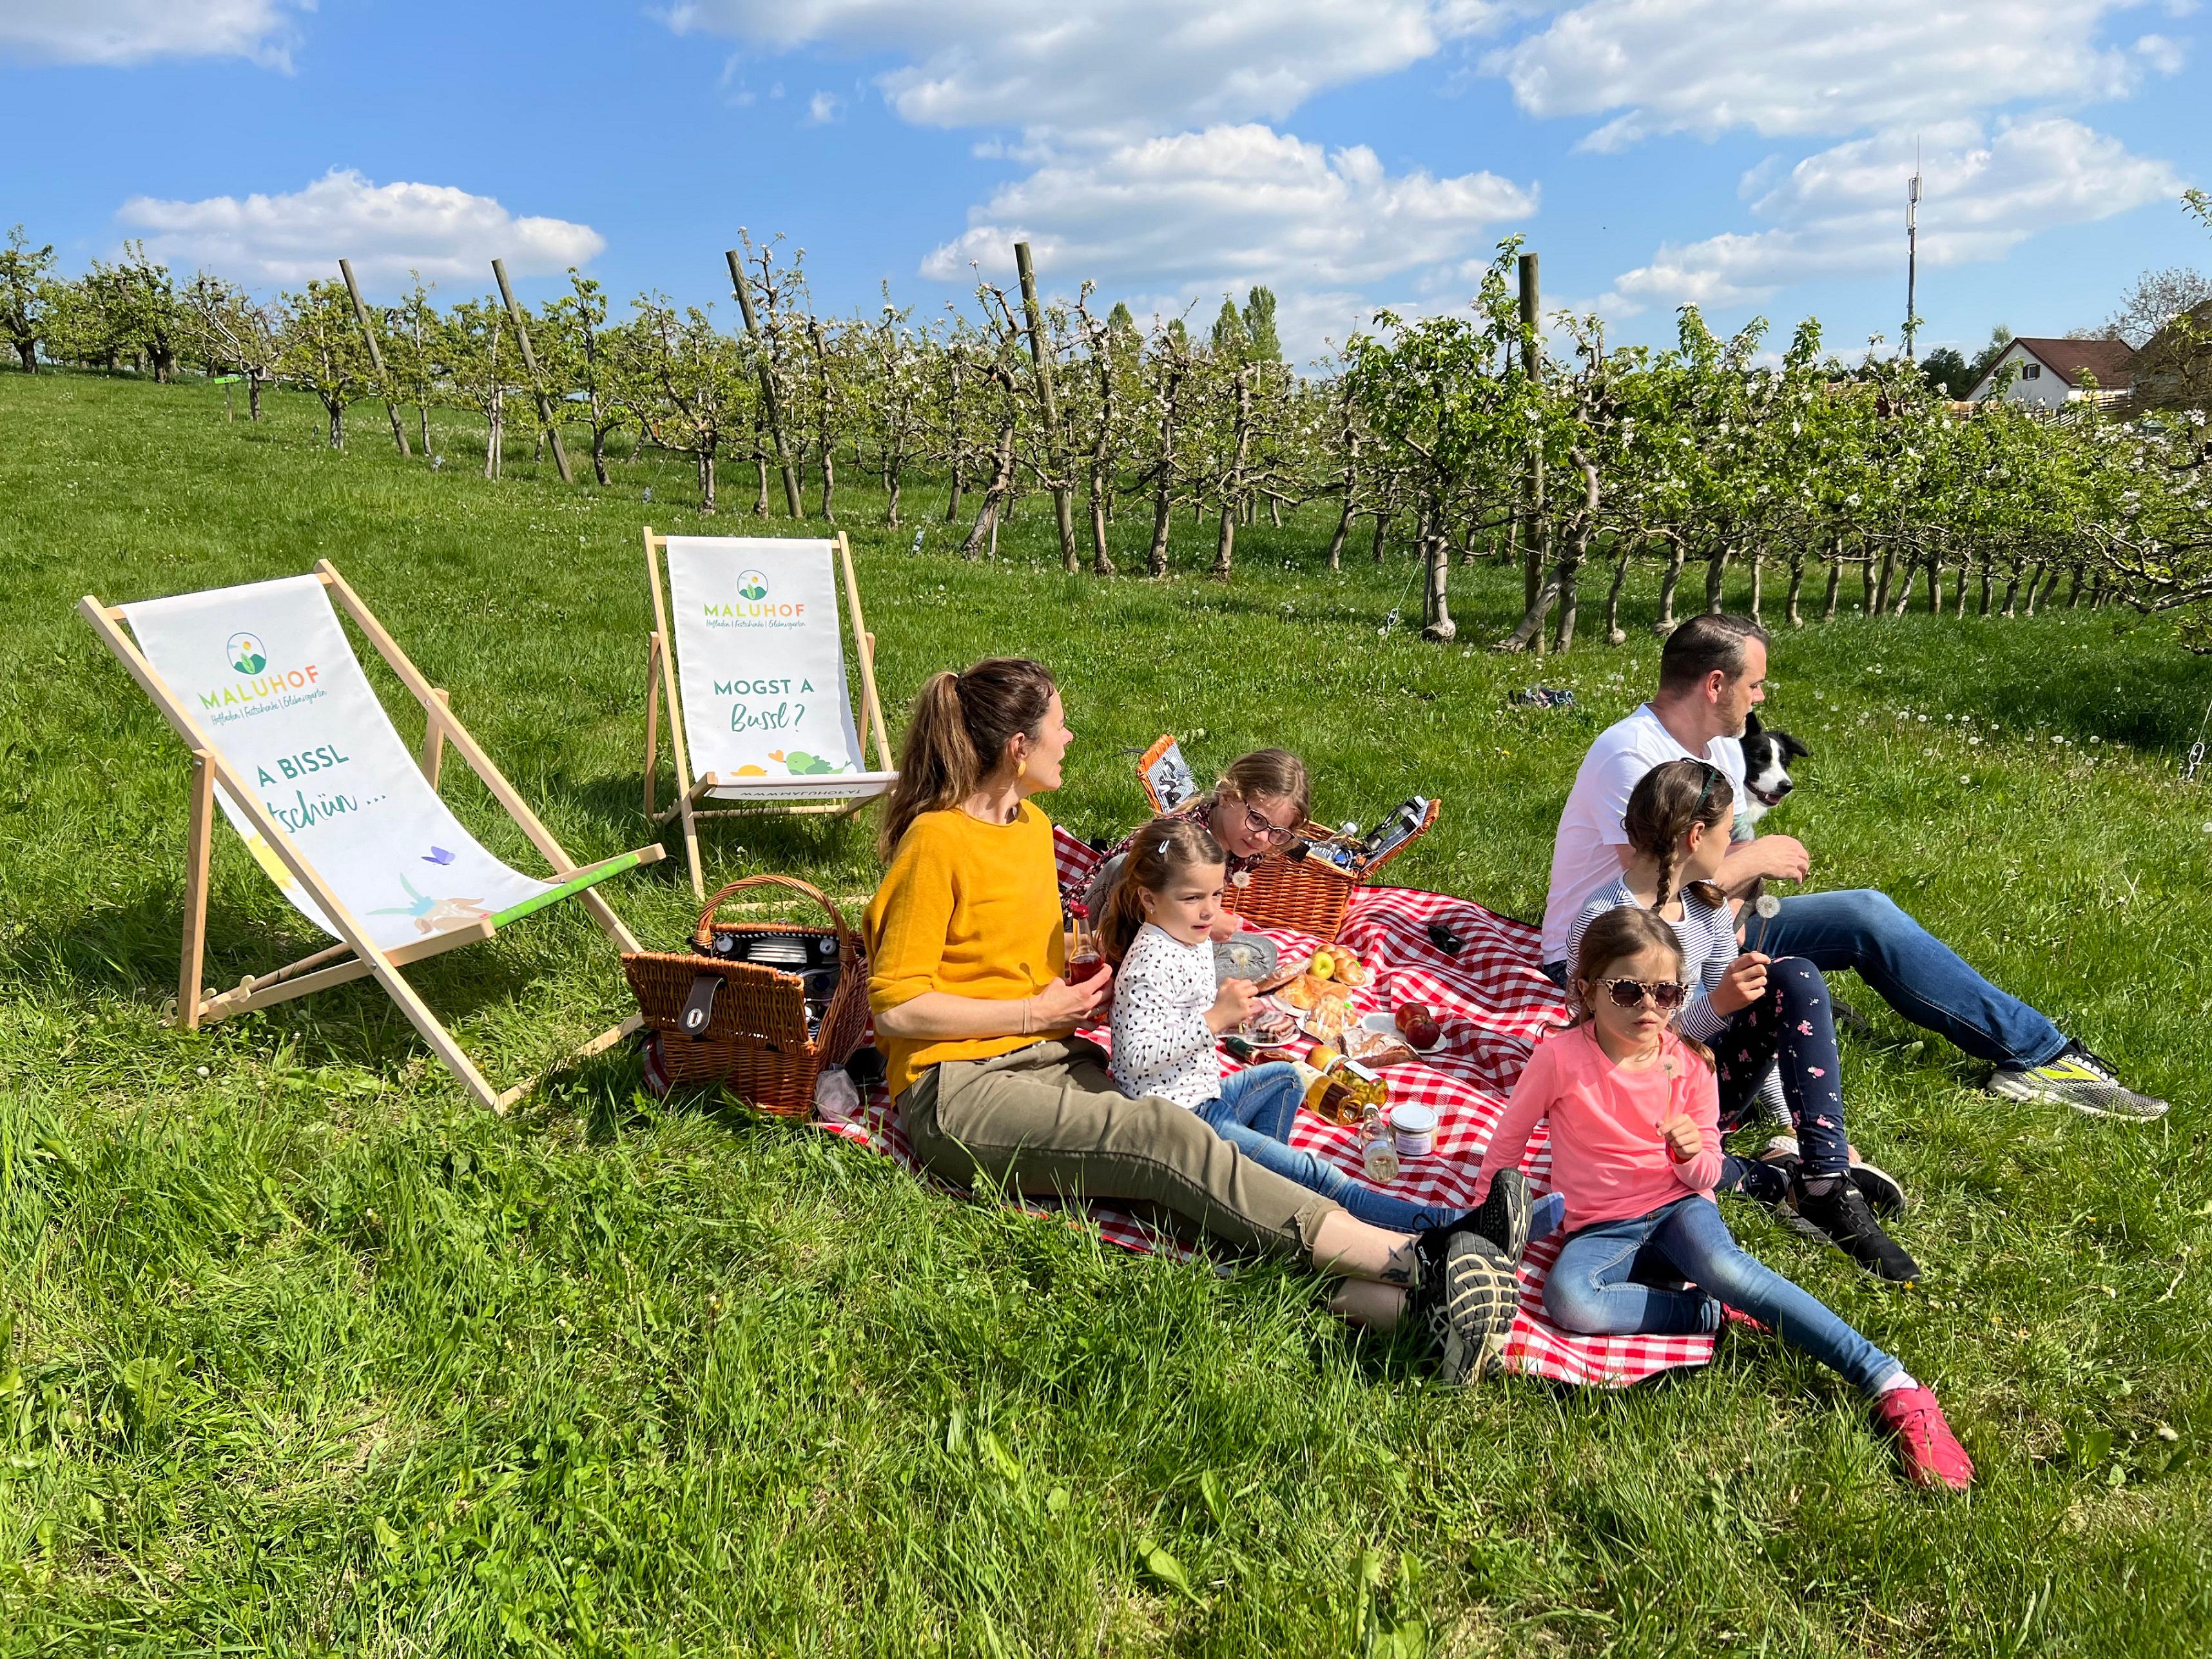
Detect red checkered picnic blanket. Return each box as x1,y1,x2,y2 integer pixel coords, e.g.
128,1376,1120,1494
815,826,1713,1388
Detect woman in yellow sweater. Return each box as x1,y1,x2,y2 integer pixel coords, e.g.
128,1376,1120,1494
865,657,1524,1382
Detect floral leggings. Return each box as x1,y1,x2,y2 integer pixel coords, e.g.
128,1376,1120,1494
1710,956,1851,1183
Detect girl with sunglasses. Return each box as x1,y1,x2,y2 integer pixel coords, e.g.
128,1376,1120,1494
1469,907,1974,1491
1088,749,1310,940
1567,759,1917,1283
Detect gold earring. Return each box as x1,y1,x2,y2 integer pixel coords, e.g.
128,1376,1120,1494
1016,756,1028,779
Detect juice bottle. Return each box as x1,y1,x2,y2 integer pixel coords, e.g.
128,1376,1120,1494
1359,1104,1401,1185
1065,902,1105,985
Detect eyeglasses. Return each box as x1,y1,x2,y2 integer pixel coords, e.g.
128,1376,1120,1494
1239,804,1300,846
1598,976,1688,1012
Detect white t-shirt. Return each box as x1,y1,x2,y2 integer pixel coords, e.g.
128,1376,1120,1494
1109,922,1224,1109
1540,704,1745,964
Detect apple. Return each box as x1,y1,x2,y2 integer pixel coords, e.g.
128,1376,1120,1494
1306,1042,1341,1071
1394,1001,1433,1035
1406,1017,1442,1051
1310,951,1336,982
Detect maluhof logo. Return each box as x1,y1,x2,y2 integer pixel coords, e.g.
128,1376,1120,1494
702,572,805,625
200,628,324,714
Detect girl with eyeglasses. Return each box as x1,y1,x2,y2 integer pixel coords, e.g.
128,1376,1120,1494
1468,906,1973,1491
1568,759,1917,1283
1087,750,1310,940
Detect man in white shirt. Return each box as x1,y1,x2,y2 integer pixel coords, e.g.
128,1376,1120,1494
1540,614,2166,1120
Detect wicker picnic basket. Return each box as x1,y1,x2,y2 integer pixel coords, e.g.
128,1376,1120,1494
621,875,868,1117
1136,735,1441,942
1227,801,1442,940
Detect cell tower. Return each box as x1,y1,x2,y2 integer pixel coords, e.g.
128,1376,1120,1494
1905,144,1923,361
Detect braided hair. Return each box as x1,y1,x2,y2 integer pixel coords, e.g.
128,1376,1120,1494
1622,759,1735,913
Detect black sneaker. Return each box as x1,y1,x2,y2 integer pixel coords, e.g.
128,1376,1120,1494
1409,1228,1519,1384
1460,1168,1533,1263
1786,1178,1921,1284
1990,1043,2169,1120
1762,1136,1905,1218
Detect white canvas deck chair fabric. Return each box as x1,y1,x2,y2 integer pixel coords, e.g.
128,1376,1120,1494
80,559,666,1112
642,528,895,897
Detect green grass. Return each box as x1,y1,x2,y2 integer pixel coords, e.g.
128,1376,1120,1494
3,370,2212,1657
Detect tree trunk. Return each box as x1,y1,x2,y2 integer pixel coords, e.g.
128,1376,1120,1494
1372,512,1391,564
1925,556,1943,616
962,421,1017,558
1420,512,1455,643
1324,501,1352,571
944,461,965,522
326,398,344,450
1147,488,1172,578
1602,543,1633,645
2000,556,2025,617
484,384,502,480
1952,560,1966,616
1979,556,1995,616
12,341,33,373
1212,505,1236,580
1821,555,1842,623
1268,496,1281,529
1705,542,1731,613
1872,549,1895,616
1747,553,1764,623
594,430,612,488
1785,553,1806,627
249,376,265,422
1655,538,1687,633
699,449,718,515
886,465,904,529
416,400,428,451
1861,558,1875,614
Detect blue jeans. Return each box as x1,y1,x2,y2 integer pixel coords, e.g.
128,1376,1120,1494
1197,1063,1460,1235
1758,889,2064,1069
1544,1195,1903,1396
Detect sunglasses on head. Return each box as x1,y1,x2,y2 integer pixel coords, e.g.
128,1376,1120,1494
1597,976,1688,1012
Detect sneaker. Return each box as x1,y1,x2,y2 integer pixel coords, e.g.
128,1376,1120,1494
1785,1178,1922,1283
1989,1044,2169,1120
1718,1302,1772,1337
1410,1228,1519,1385
1461,1168,1533,1263
1870,1384,1974,1491
1762,1136,1905,1218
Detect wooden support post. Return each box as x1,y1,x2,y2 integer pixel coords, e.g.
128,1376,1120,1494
1014,242,1080,573
177,750,215,1031
727,249,803,517
492,258,574,485
644,632,664,818
420,687,449,787
339,258,412,460
1517,251,1547,657
837,532,894,772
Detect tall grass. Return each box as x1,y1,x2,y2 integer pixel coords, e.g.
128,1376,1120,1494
2,371,2209,1656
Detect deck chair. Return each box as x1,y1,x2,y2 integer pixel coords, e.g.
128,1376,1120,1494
641,528,895,898
79,559,668,1113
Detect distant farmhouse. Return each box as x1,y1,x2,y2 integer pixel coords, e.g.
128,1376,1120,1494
1968,337,2137,409
2130,299,2212,412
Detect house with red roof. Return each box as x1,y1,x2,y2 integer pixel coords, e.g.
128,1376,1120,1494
1966,336,2137,410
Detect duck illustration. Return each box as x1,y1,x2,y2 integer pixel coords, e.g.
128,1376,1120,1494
769,749,845,776
370,875,490,935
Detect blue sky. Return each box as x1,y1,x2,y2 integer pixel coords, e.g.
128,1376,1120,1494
3,0,2207,363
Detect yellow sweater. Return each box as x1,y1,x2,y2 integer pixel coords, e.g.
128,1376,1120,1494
864,802,1070,1099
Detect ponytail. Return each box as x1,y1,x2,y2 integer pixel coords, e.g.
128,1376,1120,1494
1098,815,1225,964
880,658,1057,858
1622,759,1734,914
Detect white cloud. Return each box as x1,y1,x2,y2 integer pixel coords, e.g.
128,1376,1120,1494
1603,119,2180,315
921,124,1534,288
920,124,1535,358
806,90,842,124
1488,0,2170,148
663,0,1499,140
117,170,606,290
0,0,299,67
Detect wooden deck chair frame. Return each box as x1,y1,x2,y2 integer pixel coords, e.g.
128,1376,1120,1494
79,558,668,1114
640,526,895,899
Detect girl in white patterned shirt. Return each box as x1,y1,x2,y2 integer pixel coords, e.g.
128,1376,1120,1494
1103,815,1522,1241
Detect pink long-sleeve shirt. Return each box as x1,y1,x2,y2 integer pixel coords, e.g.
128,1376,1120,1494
1474,1025,1723,1232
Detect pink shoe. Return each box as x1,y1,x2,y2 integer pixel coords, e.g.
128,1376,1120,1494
1719,1303,1771,1336
1871,1384,1974,1491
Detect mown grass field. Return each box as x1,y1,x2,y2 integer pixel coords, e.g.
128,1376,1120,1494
3,370,2211,1658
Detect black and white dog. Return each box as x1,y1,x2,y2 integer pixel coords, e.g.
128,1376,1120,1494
1735,710,1809,828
